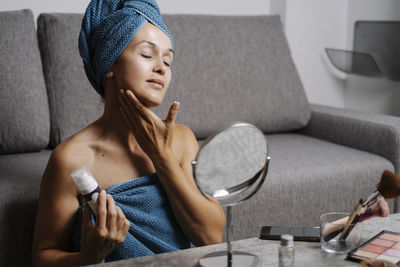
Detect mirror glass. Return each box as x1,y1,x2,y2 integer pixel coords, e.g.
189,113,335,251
192,122,270,267
193,122,268,204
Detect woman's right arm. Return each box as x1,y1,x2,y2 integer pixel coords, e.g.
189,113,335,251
32,147,130,267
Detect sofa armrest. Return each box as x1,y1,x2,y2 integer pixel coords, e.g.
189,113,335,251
301,104,400,173
301,104,400,212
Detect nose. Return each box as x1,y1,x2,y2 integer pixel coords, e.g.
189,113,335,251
153,55,166,75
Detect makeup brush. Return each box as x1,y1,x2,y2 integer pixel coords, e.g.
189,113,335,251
322,198,389,242
363,170,400,206
323,171,400,241
339,198,364,240
340,170,400,240
358,198,390,222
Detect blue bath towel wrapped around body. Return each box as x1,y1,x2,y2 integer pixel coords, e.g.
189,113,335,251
71,173,190,262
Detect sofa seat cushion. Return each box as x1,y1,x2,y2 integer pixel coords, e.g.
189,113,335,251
0,149,52,267
230,134,394,240
0,9,50,153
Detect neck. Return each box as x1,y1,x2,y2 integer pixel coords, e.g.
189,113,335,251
95,79,139,150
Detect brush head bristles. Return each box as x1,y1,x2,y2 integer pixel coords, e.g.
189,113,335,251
377,170,400,199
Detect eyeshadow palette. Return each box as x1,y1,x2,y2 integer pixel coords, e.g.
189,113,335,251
347,230,400,266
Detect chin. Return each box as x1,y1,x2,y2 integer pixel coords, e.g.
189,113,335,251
137,95,164,109
126,86,166,108
145,101,162,109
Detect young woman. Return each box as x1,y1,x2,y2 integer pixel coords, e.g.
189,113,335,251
32,0,225,266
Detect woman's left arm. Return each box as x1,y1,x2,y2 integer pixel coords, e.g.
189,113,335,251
119,90,225,246
155,124,226,246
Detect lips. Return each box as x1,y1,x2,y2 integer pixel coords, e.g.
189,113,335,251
146,78,164,88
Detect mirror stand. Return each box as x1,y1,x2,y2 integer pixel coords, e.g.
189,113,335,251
198,205,261,267
193,122,269,267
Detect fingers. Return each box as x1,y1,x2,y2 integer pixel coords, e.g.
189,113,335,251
97,192,129,242
125,89,144,110
119,89,153,125
120,90,148,117
116,206,130,240
119,90,135,114
115,206,125,229
120,106,136,133
82,200,94,229
119,91,137,126
117,88,177,158
106,204,129,243
377,199,390,217
80,191,129,260
106,194,117,233
123,218,130,235
365,199,390,219
96,190,107,230
164,101,180,125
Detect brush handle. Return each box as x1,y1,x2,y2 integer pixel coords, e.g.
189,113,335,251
340,199,363,240
342,197,387,239
321,216,348,241
362,191,381,206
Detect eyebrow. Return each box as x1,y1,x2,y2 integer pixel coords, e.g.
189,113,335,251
137,40,174,54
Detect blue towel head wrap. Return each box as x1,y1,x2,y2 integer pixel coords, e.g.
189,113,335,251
79,0,174,96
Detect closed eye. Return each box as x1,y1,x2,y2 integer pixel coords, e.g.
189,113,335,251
141,54,151,59
164,61,171,67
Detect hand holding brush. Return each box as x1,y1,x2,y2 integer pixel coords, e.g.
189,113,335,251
340,170,400,240
322,169,398,242
322,198,389,242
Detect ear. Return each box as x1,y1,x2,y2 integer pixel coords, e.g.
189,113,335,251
106,70,114,79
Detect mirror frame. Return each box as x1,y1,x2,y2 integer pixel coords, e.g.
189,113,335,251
192,122,270,206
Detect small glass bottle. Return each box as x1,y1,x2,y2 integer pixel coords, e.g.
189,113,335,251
279,234,294,267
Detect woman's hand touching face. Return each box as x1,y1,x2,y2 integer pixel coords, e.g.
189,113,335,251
118,89,180,161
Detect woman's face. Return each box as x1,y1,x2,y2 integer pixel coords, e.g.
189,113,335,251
111,22,174,108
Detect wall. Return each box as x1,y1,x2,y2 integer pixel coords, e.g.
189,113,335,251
270,0,286,28
344,0,400,116
284,0,400,115
158,0,270,15
284,0,349,108
0,0,270,19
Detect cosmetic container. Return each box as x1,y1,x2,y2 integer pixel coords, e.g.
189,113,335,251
71,166,100,216
279,234,294,267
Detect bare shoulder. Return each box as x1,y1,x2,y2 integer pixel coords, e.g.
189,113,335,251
42,131,96,196
174,124,198,147
54,134,94,166
173,124,199,165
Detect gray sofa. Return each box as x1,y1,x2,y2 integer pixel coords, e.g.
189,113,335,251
1,9,399,267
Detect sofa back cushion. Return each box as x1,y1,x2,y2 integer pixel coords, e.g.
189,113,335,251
0,9,50,153
37,13,103,148
37,14,310,145
154,15,311,138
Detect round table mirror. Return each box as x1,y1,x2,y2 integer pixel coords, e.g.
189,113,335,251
192,122,270,267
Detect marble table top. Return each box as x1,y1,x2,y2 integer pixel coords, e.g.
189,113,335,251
88,213,400,267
